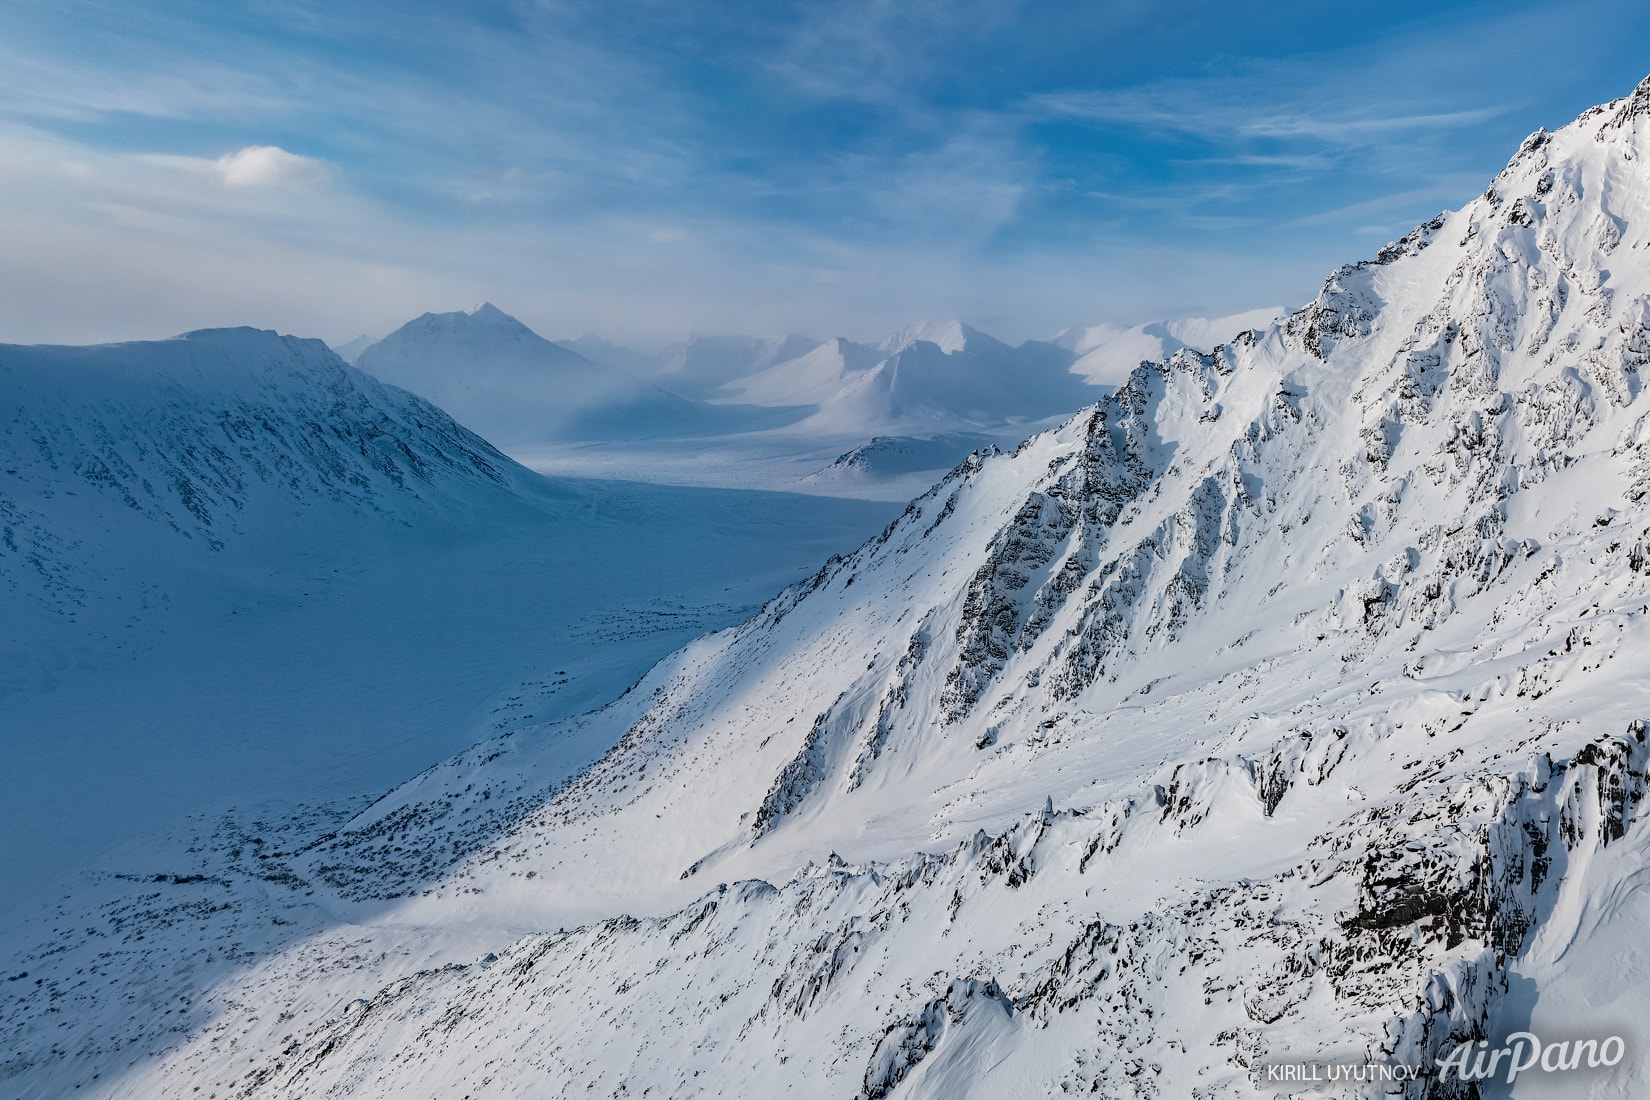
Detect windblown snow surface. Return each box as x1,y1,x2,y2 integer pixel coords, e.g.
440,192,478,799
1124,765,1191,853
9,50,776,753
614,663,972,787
11,78,1650,1100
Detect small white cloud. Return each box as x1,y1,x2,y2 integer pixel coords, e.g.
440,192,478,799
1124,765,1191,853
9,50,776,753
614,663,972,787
214,145,329,189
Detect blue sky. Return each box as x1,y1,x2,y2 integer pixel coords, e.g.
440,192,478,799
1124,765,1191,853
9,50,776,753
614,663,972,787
1,0,1647,347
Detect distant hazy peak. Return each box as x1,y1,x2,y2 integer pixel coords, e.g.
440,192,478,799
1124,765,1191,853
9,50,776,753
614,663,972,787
361,304,593,369
880,319,985,355
1052,306,1285,357
404,302,536,336
330,334,378,364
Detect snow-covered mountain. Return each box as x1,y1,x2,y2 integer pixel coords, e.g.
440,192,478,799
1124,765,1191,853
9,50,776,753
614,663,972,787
691,321,1122,494
11,74,1650,1100
0,324,897,914
329,333,378,364
554,332,659,377
1058,306,1288,386
355,303,732,444
0,324,557,889
719,321,1095,436
650,332,824,397
350,310,1261,496
0,326,538,616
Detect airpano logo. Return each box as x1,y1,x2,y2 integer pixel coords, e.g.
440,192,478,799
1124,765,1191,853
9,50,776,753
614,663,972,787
1437,1032,1626,1085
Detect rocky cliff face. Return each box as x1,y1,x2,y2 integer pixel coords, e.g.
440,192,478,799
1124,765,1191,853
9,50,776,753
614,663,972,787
9,79,1650,1100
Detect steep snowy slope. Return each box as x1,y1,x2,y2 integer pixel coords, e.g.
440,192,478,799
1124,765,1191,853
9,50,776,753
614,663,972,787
12,77,1650,1100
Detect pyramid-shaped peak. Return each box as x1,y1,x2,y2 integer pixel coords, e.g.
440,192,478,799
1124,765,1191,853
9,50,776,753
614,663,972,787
397,302,541,341
457,302,532,331
882,319,995,355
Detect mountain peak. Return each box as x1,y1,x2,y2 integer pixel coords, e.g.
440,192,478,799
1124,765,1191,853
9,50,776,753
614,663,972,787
1609,71,1650,127
455,302,531,333
881,319,983,355
384,303,551,348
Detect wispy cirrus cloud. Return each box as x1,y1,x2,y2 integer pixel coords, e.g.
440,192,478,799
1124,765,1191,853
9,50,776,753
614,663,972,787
1030,86,1506,146
0,0,1647,349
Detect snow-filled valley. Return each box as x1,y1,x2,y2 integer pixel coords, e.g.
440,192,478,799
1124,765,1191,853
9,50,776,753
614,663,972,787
7,71,1650,1100
0,330,898,903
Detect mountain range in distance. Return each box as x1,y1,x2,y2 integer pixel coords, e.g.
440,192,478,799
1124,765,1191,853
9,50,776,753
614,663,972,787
335,303,1284,496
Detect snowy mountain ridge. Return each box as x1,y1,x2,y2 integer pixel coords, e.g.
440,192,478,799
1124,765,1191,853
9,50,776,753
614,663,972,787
8,76,1650,1100
717,321,1092,435
0,326,535,618
349,308,1266,473
1059,307,1289,387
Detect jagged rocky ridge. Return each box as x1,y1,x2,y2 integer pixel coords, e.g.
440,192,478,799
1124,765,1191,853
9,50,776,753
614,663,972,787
9,78,1650,1099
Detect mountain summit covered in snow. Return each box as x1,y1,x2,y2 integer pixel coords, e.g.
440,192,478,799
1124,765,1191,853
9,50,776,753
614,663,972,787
354,303,717,444
9,75,1650,1100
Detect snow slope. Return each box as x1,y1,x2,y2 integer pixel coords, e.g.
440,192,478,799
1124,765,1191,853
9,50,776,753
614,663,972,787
650,332,823,397
0,326,898,904
13,75,1650,1100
